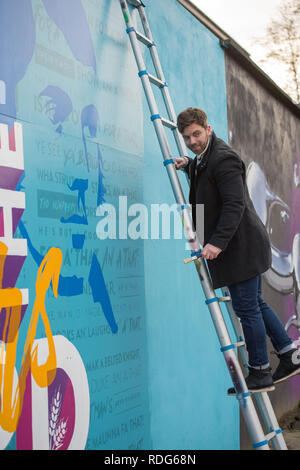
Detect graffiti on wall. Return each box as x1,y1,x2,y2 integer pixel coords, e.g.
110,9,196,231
0,121,90,450
247,161,300,343
0,0,149,450
0,121,29,436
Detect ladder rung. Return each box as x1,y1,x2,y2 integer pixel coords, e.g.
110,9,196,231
265,431,276,441
136,30,153,47
127,0,142,6
233,341,245,348
161,117,177,130
148,73,165,88
218,296,231,302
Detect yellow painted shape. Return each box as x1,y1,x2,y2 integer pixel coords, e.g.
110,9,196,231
0,243,62,432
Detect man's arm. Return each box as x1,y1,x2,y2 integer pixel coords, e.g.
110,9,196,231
208,153,245,251
201,243,222,260
174,156,191,172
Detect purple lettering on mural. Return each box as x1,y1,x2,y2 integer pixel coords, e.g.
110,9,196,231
42,0,96,73
0,0,35,128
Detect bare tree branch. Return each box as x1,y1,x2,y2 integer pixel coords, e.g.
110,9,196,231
254,0,300,102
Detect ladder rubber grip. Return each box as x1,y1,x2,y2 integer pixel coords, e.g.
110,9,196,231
163,158,175,166
252,439,268,449
235,392,251,398
205,297,219,305
126,27,136,34
220,344,235,352
147,42,156,48
177,204,191,211
138,70,148,77
151,114,161,121
191,249,202,257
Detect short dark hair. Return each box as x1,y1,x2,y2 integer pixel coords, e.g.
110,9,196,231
177,108,208,133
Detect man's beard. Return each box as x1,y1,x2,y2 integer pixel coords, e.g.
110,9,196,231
192,136,209,155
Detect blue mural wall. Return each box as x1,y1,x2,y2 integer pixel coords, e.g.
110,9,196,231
0,0,238,450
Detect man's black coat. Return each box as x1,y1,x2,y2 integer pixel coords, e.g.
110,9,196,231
185,132,272,289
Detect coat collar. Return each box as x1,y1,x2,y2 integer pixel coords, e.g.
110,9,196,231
191,131,216,173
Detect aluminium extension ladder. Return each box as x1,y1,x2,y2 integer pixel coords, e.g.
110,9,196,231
119,0,287,450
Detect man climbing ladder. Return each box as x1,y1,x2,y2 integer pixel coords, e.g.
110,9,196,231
174,107,300,393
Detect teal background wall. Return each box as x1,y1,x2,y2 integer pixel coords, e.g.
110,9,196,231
143,0,237,450
0,0,238,450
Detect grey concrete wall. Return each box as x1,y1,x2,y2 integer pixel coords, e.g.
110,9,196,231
224,52,300,449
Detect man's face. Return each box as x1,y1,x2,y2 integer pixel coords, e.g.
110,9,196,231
182,123,212,155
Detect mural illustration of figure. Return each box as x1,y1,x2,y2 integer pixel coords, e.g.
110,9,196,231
13,1,117,333
247,161,300,343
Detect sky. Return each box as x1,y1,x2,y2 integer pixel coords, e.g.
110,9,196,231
190,0,287,91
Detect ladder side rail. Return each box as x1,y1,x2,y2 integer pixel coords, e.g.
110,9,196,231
121,1,188,203
136,3,188,157
122,0,253,362
221,288,288,450
254,392,288,450
136,3,199,186
221,287,249,369
120,0,272,450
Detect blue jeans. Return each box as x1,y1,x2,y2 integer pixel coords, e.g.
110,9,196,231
228,275,293,367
